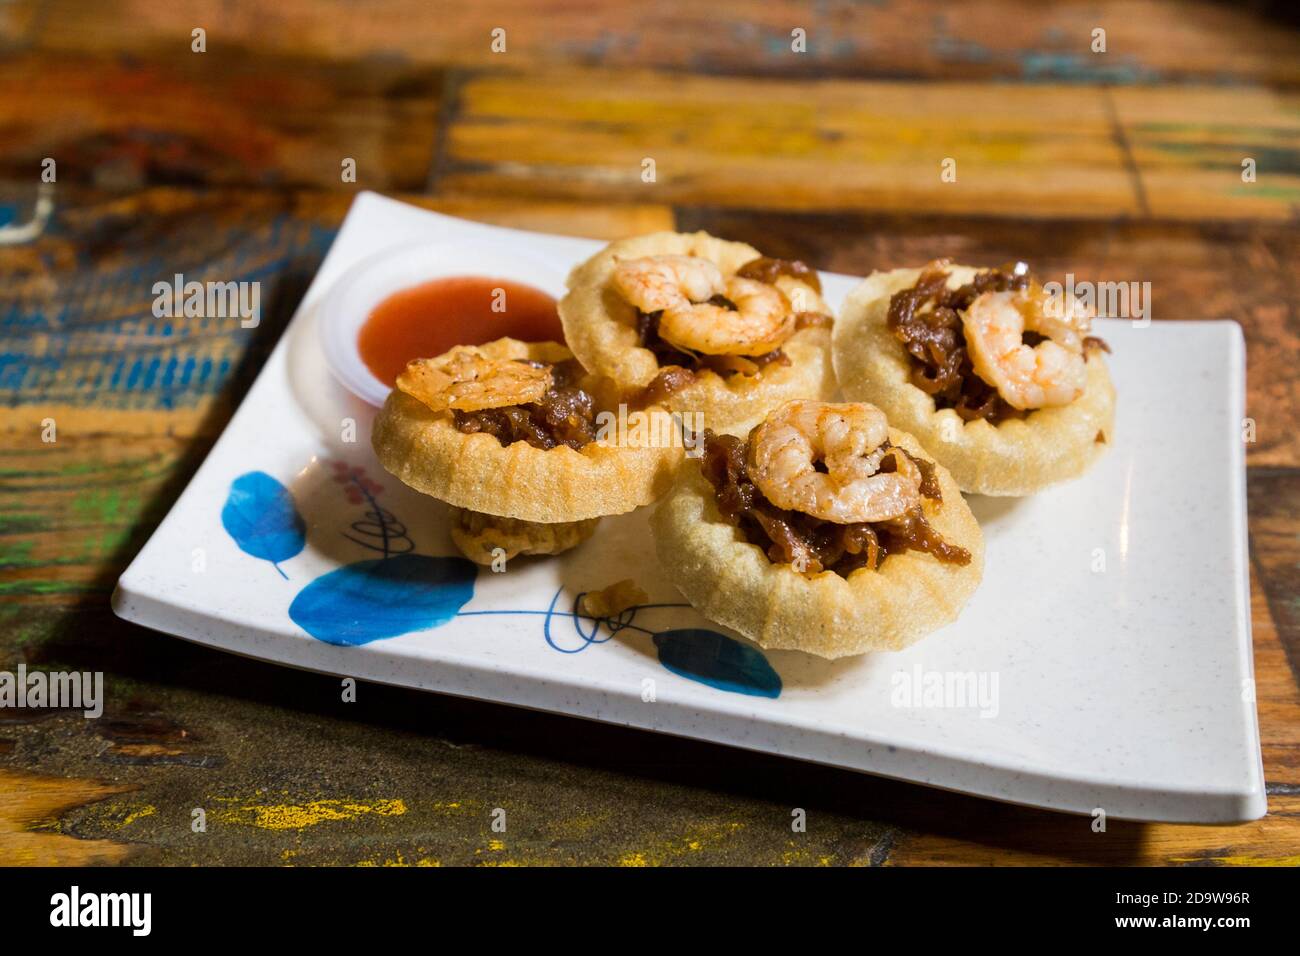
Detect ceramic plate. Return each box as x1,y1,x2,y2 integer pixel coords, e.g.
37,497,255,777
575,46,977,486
113,192,1265,823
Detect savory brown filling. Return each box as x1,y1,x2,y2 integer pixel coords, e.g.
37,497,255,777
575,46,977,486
888,262,1107,424
699,429,970,577
453,359,597,450
735,255,824,293
632,257,831,403
638,365,698,408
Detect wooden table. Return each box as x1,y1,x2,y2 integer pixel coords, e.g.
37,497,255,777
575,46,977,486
1,0,1298,866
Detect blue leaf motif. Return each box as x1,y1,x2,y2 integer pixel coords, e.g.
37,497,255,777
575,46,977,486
290,553,477,646
221,471,306,578
653,629,782,698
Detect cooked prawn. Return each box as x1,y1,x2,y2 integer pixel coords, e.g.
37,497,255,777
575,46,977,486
613,255,795,356
613,255,723,314
747,401,922,524
396,346,551,413
962,289,1087,410
659,277,794,356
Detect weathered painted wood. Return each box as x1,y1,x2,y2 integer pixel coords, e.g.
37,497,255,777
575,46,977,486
20,0,1300,84
0,769,132,865
437,68,1300,221
0,54,443,191
1249,468,1300,680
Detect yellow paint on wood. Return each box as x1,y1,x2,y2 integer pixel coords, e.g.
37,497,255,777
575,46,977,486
213,797,408,831
1174,853,1300,867
614,821,745,866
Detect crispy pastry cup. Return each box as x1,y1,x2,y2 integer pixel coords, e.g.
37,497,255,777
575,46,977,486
558,231,837,432
650,427,984,658
372,339,684,523
833,266,1116,497
448,507,600,565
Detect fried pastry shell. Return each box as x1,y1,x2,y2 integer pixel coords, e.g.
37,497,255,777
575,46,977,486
448,507,600,565
558,231,837,432
833,266,1116,497
650,427,984,658
372,338,684,523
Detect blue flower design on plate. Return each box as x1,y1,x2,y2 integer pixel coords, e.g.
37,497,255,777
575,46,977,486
288,553,476,646
220,471,305,579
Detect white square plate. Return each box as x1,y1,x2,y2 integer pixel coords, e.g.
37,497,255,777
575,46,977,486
113,192,1265,823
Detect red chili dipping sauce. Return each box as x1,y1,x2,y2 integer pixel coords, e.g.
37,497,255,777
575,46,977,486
359,276,564,387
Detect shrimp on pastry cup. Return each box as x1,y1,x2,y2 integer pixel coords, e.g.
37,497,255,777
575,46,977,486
833,261,1116,497
559,231,837,434
651,401,983,658
372,337,683,565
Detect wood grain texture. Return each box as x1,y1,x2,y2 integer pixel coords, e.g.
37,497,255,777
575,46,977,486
436,68,1300,220
1111,84,1300,218
0,770,132,865
5,48,1296,218
439,69,1137,217
1249,468,1300,679
0,53,443,191
18,0,1300,84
